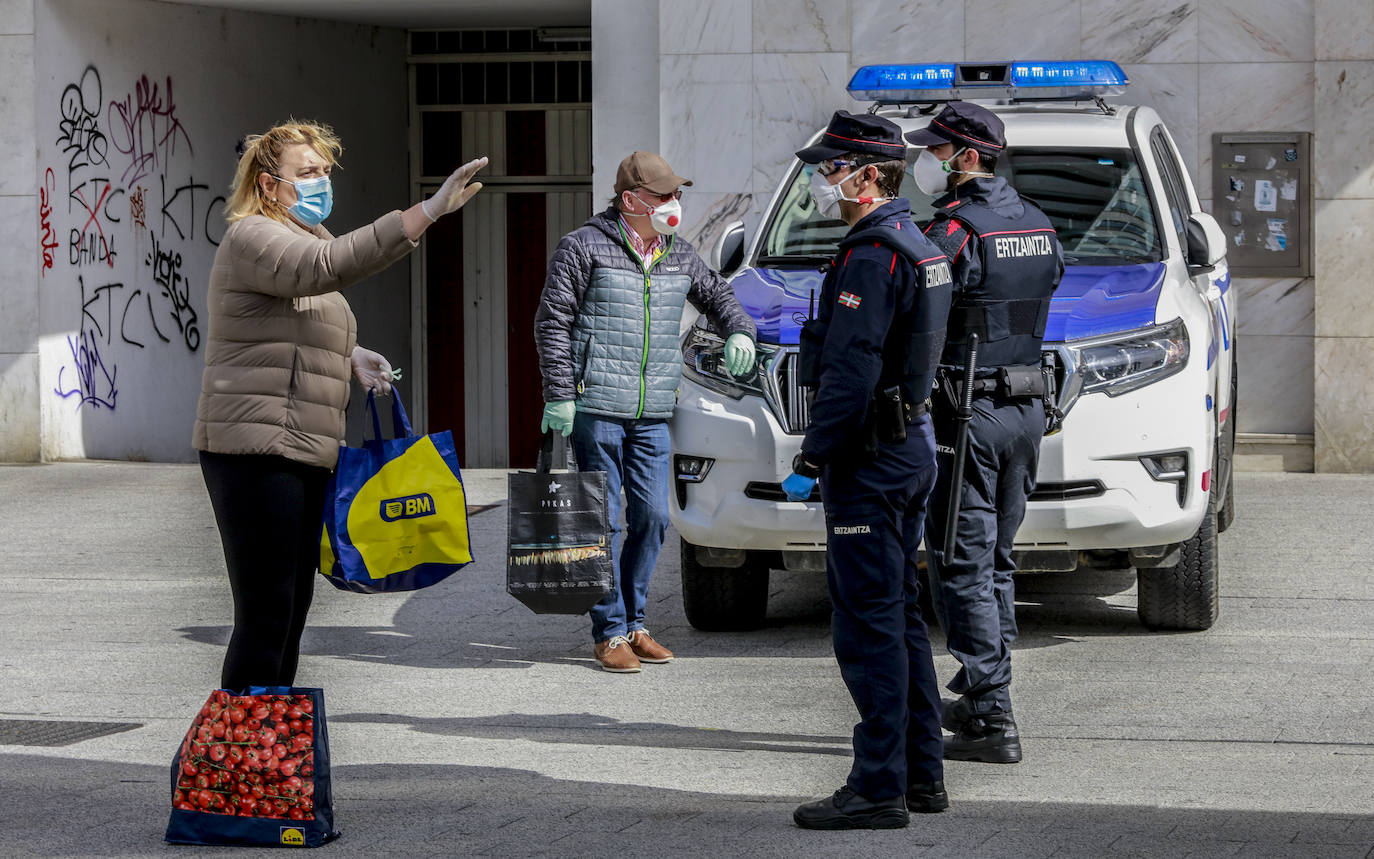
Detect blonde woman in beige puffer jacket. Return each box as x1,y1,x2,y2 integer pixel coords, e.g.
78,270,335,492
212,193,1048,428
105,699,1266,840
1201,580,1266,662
194,120,485,691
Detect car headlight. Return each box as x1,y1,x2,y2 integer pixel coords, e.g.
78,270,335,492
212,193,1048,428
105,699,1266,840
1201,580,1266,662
681,327,773,398
1069,317,1189,397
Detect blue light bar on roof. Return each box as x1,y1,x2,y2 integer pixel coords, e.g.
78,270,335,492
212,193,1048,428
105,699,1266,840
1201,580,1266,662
847,60,1129,102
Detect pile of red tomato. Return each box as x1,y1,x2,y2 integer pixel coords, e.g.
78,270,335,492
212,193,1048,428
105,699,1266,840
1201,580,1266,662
173,691,317,820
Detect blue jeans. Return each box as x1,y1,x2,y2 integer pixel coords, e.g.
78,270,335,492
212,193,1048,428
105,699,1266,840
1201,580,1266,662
570,414,671,643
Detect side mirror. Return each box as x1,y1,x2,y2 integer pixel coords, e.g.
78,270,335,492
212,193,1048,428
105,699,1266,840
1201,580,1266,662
710,220,747,276
1185,211,1227,274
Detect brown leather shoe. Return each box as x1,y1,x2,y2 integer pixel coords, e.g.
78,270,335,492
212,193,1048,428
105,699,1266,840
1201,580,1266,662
627,629,674,663
593,636,641,673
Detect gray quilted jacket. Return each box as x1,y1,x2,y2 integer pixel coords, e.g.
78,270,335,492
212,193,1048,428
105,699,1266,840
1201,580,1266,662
534,208,756,419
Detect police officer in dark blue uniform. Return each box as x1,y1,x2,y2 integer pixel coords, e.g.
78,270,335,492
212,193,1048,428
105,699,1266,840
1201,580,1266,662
905,102,1064,764
783,112,955,830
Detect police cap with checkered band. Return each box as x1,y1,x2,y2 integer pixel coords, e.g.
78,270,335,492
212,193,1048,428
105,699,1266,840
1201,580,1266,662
795,110,908,164
902,100,1005,156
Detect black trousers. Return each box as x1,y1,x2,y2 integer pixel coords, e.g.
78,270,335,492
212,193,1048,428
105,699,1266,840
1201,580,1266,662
199,451,331,690
820,417,944,800
925,396,1044,715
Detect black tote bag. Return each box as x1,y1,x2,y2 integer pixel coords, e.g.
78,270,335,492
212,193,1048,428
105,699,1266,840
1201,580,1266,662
506,434,614,614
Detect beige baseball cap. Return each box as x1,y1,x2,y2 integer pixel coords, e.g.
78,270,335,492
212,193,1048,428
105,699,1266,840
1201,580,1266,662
614,151,693,196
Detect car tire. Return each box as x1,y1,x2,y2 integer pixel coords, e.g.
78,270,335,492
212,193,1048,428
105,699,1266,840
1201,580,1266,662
680,538,769,631
1136,491,1219,631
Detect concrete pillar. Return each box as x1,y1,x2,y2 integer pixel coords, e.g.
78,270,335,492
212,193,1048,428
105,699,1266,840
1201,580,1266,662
0,0,38,461
1313,0,1374,472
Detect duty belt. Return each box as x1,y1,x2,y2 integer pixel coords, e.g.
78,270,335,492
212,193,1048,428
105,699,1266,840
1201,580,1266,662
944,364,1048,400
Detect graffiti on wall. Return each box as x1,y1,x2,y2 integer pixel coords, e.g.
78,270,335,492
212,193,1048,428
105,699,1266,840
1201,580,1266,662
45,64,227,411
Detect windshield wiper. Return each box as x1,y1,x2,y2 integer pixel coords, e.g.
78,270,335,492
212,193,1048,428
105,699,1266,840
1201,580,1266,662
756,254,833,269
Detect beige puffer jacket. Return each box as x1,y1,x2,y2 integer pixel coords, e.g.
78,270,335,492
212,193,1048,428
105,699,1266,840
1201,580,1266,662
192,210,417,469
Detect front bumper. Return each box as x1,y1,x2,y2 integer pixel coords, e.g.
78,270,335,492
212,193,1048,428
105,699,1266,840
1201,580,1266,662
670,366,1213,554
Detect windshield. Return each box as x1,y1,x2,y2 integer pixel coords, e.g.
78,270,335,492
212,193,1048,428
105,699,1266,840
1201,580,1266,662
757,146,1161,266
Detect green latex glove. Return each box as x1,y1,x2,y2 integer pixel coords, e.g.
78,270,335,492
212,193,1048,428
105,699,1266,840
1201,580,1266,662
541,400,577,437
725,333,756,378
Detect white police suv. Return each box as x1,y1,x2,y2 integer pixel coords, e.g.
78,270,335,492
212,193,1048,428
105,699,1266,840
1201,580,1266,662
671,61,1236,633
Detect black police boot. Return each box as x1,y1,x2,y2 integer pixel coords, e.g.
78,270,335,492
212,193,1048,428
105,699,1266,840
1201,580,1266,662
940,697,974,733
793,786,909,830
943,712,1022,763
905,780,949,813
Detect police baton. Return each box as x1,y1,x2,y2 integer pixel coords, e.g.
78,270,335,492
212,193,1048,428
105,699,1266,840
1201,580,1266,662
940,332,979,563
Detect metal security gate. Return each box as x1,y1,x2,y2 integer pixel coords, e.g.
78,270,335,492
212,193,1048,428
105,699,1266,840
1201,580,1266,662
408,29,592,467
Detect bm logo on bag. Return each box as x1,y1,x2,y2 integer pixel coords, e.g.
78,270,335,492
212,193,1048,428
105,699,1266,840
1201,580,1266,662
379,492,436,522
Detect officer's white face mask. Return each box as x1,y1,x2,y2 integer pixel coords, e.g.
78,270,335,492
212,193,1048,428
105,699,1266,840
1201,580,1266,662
808,167,892,220
912,146,994,196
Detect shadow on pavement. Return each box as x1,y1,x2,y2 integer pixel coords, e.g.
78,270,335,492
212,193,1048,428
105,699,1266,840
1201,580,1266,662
2,753,1369,857
173,555,1156,672
328,711,851,757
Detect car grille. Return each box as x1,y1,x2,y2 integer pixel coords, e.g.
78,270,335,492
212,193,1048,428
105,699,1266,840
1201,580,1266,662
764,346,1075,434
763,347,809,434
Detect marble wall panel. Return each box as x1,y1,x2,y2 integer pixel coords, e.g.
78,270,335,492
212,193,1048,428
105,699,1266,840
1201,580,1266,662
0,195,36,351
1200,0,1315,63
1082,0,1198,64
0,352,40,461
1124,63,1201,181
680,188,758,264
752,0,849,53
1315,0,1374,60
0,0,33,34
1314,61,1374,199
1236,333,1315,434
1314,335,1374,471
751,52,850,198
660,0,750,54
1314,198,1374,337
963,0,1081,60
1196,62,1314,183
659,54,753,192
849,0,964,66
1233,277,1314,337
0,35,34,197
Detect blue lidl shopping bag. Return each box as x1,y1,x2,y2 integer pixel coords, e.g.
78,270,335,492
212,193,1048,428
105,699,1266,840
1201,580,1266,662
319,392,473,593
165,687,338,847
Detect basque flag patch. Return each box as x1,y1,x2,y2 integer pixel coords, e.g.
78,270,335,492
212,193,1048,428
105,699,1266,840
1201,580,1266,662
838,291,862,309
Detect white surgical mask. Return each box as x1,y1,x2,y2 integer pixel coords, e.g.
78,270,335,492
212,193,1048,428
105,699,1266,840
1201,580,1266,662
632,192,683,235
912,147,993,196
808,167,892,220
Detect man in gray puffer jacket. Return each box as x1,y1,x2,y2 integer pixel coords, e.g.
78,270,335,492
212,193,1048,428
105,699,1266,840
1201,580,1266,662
534,151,757,673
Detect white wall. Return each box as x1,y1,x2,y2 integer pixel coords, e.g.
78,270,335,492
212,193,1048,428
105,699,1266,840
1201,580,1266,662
33,0,408,462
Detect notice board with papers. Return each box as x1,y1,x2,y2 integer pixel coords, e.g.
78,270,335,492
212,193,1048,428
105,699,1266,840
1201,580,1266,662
1211,132,1312,277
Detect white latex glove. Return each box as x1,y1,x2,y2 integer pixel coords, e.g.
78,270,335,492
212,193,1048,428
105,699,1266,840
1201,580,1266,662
421,156,489,222
351,345,397,395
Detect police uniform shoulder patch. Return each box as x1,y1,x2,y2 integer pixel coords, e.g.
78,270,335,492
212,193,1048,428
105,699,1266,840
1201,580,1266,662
838,291,862,309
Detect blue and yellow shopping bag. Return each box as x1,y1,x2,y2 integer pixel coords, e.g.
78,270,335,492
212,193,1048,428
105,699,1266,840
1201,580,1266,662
319,392,473,593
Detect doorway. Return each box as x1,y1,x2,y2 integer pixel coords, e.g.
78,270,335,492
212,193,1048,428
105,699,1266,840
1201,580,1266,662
409,29,592,467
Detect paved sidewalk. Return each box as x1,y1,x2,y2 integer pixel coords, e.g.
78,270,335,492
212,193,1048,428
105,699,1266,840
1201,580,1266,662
1,464,1372,857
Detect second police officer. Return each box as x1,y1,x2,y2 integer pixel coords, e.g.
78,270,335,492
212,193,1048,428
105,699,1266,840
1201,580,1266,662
905,101,1065,764
782,112,955,830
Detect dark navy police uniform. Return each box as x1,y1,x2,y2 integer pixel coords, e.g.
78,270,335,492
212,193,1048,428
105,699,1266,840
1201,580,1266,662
909,104,1064,733
798,196,954,800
